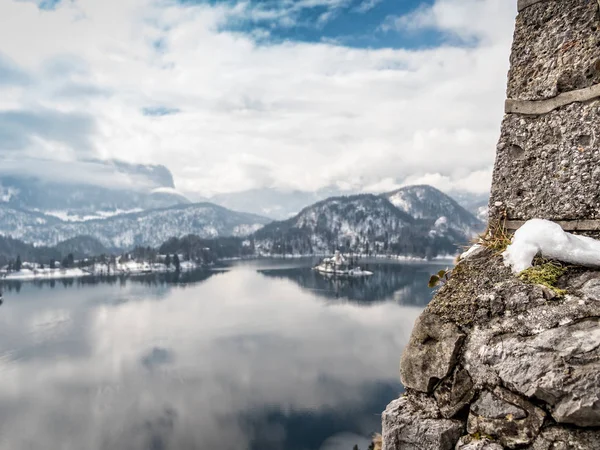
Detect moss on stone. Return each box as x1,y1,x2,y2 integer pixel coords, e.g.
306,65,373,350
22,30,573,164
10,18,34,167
470,431,495,441
518,260,568,297
426,248,512,328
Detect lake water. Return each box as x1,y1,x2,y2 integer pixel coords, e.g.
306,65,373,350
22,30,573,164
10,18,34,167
0,258,444,450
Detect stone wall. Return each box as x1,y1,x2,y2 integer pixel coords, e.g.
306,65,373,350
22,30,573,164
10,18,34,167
382,0,600,448
382,248,600,449
489,0,600,225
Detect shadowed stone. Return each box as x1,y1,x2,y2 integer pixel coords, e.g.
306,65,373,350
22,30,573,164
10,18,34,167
471,391,527,420
434,367,475,419
382,395,463,450
455,435,503,450
528,426,600,449
467,387,545,449
400,313,465,393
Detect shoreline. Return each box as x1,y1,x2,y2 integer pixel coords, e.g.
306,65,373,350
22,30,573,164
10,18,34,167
1,262,201,281
1,253,457,282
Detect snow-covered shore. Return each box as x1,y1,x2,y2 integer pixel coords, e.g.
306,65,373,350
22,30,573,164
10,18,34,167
252,252,456,262
1,260,200,281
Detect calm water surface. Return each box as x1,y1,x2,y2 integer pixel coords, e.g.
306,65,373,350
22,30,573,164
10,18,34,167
0,258,444,450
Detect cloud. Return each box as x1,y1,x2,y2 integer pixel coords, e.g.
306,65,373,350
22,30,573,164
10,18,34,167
0,54,29,86
382,0,517,44
0,109,95,154
399,169,494,194
354,0,384,13
0,158,170,191
0,0,516,196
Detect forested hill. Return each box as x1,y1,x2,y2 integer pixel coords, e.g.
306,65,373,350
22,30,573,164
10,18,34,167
0,235,109,267
383,185,483,236
252,194,475,258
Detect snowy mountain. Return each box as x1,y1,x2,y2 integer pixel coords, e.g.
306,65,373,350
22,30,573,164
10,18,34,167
383,185,484,236
0,203,270,249
253,194,469,258
0,160,189,219
448,190,490,222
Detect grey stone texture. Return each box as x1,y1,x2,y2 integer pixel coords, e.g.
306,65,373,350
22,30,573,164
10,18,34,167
382,1,600,448
470,391,527,420
381,395,464,450
455,436,503,450
508,0,600,101
490,0,600,224
434,366,475,419
382,249,600,449
479,318,600,427
517,0,547,12
505,83,600,115
400,313,465,393
467,387,545,449
489,100,600,222
528,427,600,449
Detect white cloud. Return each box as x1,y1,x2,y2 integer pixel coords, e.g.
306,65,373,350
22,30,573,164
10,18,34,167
0,0,516,196
354,0,384,13
382,0,516,43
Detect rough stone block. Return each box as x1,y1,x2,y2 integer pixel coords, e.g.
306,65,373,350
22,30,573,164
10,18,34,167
455,435,504,450
434,367,475,419
489,100,600,222
529,426,600,449
508,0,600,101
382,396,464,450
467,387,545,449
471,391,527,420
480,318,600,427
400,313,465,393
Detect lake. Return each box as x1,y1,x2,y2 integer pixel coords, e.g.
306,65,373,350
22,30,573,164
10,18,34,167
0,258,445,450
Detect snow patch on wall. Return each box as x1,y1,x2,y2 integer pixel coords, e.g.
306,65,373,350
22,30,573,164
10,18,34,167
503,219,600,273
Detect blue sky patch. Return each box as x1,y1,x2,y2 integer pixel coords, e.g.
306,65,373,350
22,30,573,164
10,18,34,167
17,0,62,10
142,106,181,117
177,0,445,49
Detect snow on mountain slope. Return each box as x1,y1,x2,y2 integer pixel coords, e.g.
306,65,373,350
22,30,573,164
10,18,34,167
253,194,464,257
0,203,270,249
384,185,484,236
449,190,490,222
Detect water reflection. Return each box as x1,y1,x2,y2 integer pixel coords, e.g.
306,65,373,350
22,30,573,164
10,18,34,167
0,261,433,450
1,269,220,294
258,261,443,306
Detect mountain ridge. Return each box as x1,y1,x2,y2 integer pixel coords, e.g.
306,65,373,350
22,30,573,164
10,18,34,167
0,182,483,257
253,192,476,258
382,185,483,236
0,202,270,249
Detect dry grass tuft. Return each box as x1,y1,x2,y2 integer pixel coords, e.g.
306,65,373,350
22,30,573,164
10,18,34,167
371,434,382,450
479,218,512,254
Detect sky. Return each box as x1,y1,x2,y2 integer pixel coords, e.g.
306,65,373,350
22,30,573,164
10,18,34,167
0,0,517,197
